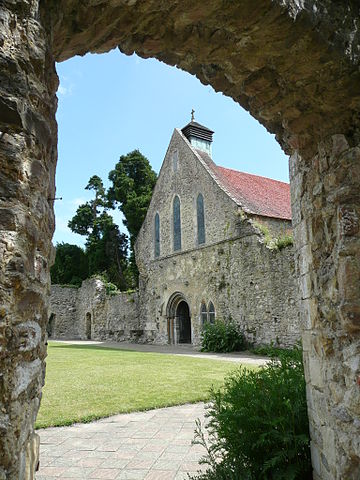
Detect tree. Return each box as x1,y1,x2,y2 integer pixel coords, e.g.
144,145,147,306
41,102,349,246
108,150,157,279
68,175,128,289
50,243,88,286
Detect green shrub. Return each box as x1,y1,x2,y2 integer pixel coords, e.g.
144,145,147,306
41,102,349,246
191,347,311,480
105,282,118,295
254,221,273,247
201,319,246,353
251,344,292,358
275,234,293,250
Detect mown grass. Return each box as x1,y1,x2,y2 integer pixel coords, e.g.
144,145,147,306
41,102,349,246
36,342,247,429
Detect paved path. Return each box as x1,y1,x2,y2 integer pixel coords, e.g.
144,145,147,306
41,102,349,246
37,341,268,478
53,340,269,366
37,403,209,479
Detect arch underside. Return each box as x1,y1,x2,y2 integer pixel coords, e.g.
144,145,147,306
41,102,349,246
1,1,359,478
49,0,360,157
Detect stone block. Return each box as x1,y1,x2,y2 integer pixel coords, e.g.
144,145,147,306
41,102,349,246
24,433,40,480
321,427,336,472
339,206,359,237
300,273,312,299
339,303,360,334
298,244,312,276
308,354,324,390
293,220,308,248
301,298,318,329
331,134,349,158
310,441,321,478
0,209,16,231
12,359,42,399
338,257,360,302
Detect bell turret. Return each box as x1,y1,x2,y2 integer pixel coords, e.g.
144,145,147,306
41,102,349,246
181,110,214,157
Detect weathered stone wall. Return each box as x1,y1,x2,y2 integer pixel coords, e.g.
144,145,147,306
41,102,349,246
139,235,299,347
50,279,140,342
0,1,58,478
290,136,360,480
49,285,78,339
251,215,292,237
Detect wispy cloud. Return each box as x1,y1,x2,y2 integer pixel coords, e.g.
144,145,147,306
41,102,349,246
69,197,87,207
57,76,74,96
58,85,68,96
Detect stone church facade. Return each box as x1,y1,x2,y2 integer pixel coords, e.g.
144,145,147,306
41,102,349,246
51,120,300,347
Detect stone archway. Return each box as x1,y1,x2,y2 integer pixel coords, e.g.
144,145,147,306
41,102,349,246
166,292,192,345
47,313,56,339
1,1,360,478
177,301,191,344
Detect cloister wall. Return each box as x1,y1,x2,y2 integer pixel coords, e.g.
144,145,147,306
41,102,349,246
50,279,140,342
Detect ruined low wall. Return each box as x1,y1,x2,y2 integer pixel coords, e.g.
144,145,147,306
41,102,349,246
50,279,140,342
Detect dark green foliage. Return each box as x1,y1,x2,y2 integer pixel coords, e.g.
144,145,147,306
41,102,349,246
50,243,88,286
201,319,246,353
251,344,292,358
191,348,311,480
108,150,157,280
68,175,129,290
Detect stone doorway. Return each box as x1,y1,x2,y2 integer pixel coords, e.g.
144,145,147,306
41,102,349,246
176,301,191,344
167,293,192,345
47,313,56,338
85,313,92,340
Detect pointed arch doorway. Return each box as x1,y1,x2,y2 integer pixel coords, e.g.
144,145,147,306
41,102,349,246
167,293,192,344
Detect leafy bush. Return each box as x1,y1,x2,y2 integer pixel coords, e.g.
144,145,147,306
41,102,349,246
201,319,246,353
191,348,311,480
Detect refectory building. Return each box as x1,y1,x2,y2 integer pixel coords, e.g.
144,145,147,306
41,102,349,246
50,119,300,347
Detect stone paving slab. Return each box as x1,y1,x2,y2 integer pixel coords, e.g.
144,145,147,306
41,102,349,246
36,403,209,479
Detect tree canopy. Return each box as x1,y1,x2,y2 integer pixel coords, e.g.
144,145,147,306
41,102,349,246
67,175,128,289
52,150,157,290
108,150,157,275
50,243,88,286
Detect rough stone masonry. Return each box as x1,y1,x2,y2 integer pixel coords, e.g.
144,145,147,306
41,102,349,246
0,1,359,479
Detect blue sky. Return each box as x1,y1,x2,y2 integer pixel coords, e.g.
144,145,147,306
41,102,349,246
54,48,289,247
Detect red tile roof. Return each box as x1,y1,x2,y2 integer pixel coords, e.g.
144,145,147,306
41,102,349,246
196,150,292,220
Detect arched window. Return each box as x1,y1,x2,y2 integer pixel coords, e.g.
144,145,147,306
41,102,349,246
154,213,160,258
200,303,208,325
208,302,215,324
197,193,205,245
173,195,181,251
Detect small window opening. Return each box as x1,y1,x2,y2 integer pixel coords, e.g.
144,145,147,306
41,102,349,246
208,302,216,324
200,303,208,325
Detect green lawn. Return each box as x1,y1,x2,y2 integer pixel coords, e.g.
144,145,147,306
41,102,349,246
36,342,246,429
